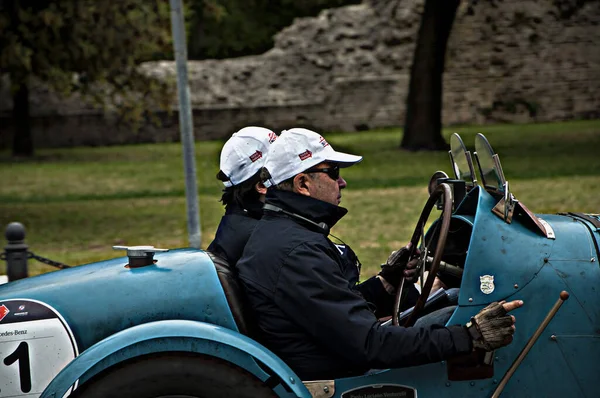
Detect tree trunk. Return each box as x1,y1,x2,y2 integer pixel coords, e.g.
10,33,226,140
401,0,460,151
12,79,34,157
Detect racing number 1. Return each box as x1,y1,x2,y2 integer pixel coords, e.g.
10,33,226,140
3,342,32,393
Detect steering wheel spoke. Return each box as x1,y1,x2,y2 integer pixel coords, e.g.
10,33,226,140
392,183,453,327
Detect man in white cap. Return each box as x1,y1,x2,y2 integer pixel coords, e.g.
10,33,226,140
207,126,277,265
236,127,522,380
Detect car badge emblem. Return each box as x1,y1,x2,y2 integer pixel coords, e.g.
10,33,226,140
0,304,9,322
19,305,25,311
480,275,495,294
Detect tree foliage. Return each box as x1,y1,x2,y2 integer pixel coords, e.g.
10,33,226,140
0,0,173,156
187,0,361,59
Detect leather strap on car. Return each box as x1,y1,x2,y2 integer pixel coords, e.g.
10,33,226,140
568,212,600,229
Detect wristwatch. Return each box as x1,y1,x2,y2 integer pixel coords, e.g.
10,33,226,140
465,317,482,341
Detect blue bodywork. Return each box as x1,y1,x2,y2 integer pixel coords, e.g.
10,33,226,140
1,148,598,398
0,250,308,398
332,186,599,397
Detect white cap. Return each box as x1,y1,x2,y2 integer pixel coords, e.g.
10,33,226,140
220,126,277,187
263,128,362,187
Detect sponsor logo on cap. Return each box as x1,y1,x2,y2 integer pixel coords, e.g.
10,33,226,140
298,150,312,161
249,150,263,163
268,132,277,143
18,305,25,311
0,304,9,322
319,136,329,148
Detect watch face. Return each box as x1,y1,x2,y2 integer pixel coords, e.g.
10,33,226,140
466,320,482,341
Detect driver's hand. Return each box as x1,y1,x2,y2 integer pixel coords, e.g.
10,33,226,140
466,300,523,351
379,242,420,287
402,254,420,283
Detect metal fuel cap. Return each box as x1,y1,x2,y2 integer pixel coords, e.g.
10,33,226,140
112,245,169,268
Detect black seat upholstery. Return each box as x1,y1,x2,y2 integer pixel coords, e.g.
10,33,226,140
207,252,258,338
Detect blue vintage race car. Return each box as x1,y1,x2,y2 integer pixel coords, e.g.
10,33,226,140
0,134,598,398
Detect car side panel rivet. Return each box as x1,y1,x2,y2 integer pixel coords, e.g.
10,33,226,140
493,379,498,384
289,376,295,384
446,382,451,387
469,297,473,302
324,386,329,393
514,284,519,289
591,257,596,262
551,334,557,341
470,382,475,386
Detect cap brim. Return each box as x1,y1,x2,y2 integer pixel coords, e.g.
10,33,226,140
325,150,363,168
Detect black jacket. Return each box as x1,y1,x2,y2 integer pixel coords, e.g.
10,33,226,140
207,200,263,265
237,190,472,380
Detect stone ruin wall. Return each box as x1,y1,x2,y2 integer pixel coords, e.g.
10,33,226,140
0,0,598,148
444,0,600,124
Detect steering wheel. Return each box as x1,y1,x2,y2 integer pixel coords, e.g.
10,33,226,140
392,183,453,326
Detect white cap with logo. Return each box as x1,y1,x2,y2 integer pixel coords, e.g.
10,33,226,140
263,128,362,187
220,126,277,187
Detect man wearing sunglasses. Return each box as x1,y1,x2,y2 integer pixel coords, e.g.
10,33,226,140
236,128,522,381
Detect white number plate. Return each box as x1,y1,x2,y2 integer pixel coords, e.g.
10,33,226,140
0,299,78,397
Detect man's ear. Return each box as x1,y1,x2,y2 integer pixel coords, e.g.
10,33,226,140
255,181,267,195
292,173,311,197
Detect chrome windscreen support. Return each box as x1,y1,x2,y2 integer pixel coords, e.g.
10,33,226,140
491,181,517,223
492,153,507,187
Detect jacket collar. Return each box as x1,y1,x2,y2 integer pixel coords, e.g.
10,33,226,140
264,189,348,230
225,199,263,219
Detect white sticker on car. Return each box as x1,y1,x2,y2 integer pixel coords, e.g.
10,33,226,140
0,299,78,397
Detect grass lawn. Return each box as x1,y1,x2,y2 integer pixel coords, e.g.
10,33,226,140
1,120,599,277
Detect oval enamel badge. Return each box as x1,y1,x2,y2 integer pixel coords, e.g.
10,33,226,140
480,275,495,294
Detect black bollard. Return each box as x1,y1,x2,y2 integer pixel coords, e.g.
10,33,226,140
5,222,28,281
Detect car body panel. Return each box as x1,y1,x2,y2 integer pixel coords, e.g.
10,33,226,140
458,187,553,307
0,249,237,351
326,189,600,397
40,320,308,398
0,249,307,397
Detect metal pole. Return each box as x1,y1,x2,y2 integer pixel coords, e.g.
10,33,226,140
491,291,570,398
169,0,201,248
4,222,29,281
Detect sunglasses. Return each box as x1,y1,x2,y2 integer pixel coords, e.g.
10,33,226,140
305,165,340,181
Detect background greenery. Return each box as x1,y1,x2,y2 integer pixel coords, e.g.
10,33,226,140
187,0,362,59
1,0,361,157
1,120,599,276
